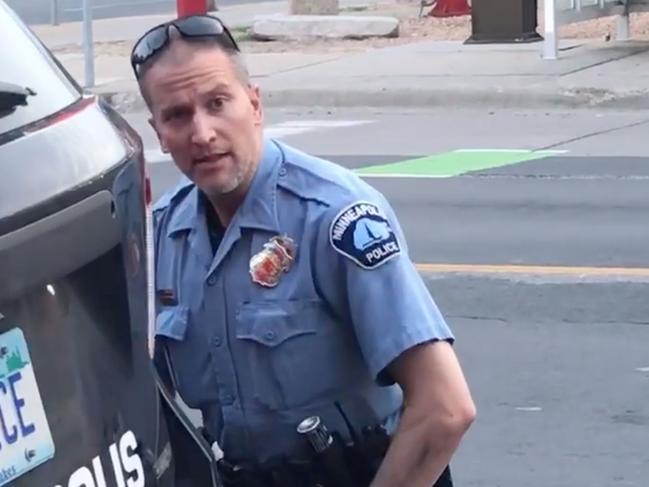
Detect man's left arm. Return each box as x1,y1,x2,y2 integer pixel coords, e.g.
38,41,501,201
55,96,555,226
315,196,476,487
369,340,475,487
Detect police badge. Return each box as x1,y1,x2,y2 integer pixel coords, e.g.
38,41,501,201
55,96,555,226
249,235,297,287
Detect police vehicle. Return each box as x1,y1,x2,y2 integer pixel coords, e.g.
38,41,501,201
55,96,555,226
0,2,219,485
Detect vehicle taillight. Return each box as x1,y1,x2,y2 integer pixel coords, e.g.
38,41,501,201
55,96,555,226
141,159,156,359
144,174,152,206
23,96,95,134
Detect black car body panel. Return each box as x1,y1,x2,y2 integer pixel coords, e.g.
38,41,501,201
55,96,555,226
0,1,220,486
0,99,127,234
0,100,132,295
0,96,177,486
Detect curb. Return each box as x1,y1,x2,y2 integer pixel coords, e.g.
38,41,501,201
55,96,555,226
260,87,649,111
98,85,649,113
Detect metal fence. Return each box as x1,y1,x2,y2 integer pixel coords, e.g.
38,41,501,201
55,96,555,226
543,0,649,59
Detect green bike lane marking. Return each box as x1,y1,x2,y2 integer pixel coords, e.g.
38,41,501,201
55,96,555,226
355,149,567,178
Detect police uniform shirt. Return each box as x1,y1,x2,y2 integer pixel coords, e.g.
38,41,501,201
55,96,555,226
152,137,455,466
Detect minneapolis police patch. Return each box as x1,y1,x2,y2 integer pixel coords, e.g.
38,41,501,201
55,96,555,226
329,201,401,269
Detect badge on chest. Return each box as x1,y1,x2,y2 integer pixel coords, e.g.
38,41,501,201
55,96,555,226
249,235,297,287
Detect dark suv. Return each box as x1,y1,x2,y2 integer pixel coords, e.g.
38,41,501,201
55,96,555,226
0,2,218,485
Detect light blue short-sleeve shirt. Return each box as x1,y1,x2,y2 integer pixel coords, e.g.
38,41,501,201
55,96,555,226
152,138,454,466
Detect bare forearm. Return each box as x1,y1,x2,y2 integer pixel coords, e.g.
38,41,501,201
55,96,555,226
368,341,476,487
369,409,467,487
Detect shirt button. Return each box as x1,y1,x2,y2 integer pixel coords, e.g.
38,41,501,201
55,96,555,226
222,394,234,405
207,275,217,286
264,331,276,341
213,336,222,347
279,167,287,177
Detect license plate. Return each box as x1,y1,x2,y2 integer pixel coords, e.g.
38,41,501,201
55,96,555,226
0,328,55,486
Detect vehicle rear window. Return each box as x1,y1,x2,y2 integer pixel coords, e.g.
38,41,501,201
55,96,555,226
0,2,81,136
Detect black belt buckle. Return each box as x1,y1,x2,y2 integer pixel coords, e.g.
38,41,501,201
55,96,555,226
217,459,263,487
217,458,305,487
215,459,238,485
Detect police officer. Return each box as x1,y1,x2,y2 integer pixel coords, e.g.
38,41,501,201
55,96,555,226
130,14,476,487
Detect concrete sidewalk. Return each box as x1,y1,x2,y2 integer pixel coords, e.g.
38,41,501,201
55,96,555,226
29,2,649,112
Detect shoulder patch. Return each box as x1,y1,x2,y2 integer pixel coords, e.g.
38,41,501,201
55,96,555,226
329,201,401,269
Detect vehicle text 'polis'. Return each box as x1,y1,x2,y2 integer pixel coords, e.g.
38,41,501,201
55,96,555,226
54,430,145,487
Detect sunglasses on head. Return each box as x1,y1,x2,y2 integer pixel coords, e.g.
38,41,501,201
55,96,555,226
130,14,240,78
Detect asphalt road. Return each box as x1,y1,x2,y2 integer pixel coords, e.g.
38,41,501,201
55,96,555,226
126,108,649,487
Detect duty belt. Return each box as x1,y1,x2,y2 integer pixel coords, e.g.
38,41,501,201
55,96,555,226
215,415,454,487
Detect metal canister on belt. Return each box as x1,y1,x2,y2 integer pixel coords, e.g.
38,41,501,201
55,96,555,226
297,416,356,487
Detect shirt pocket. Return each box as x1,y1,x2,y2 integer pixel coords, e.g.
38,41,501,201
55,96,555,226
156,304,217,408
235,298,343,410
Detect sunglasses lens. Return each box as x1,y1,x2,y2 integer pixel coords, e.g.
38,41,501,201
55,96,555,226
176,16,225,36
132,26,168,65
177,16,239,51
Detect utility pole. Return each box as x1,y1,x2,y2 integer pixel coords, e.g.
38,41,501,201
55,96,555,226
81,0,94,88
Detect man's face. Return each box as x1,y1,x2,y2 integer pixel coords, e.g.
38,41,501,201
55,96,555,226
143,40,263,197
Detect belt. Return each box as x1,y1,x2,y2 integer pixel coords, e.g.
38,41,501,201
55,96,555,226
218,460,454,487
217,457,326,487
216,419,392,487
214,414,452,487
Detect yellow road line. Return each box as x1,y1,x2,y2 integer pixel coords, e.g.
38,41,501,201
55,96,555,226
414,263,649,277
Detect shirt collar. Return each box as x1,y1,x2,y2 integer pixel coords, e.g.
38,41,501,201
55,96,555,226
165,182,199,237
235,137,282,233
166,137,282,237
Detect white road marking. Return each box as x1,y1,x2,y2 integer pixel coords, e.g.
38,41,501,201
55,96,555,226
145,119,373,164
515,406,543,412
270,120,373,128
265,119,373,139
635,367,649,372
145,149,169,164
455,149,568,154
359,173,449,179
264,127,313,138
